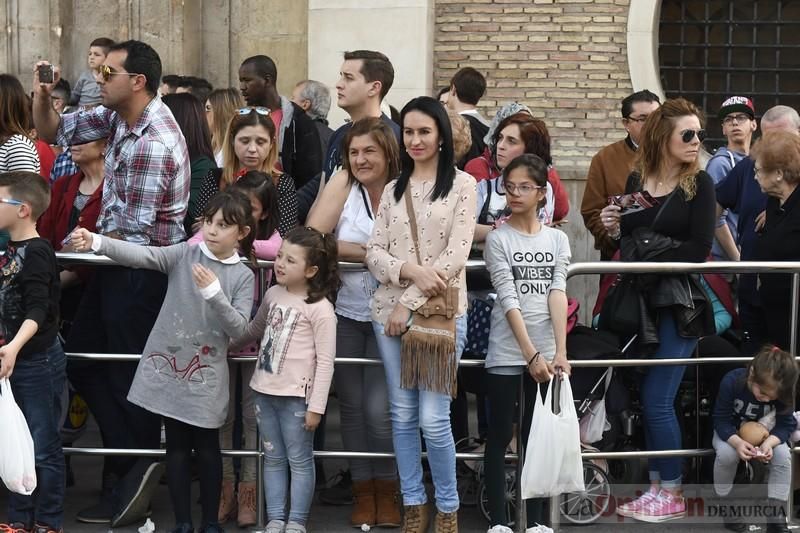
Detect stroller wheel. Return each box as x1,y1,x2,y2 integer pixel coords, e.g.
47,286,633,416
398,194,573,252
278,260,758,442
560,461,611,525
478,466,516,527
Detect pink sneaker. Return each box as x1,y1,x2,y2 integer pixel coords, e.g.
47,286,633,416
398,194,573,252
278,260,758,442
631,489,686,523
616,487,658,517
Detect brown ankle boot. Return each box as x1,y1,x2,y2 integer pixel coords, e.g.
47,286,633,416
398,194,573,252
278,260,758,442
237,481,257,528
434,510,457,533
401,504,430,533
374,479,401,527
351,479,376,527
217,479,236,523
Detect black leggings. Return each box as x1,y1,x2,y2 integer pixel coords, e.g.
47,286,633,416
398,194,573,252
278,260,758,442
164,417,222,527
484,373,549,528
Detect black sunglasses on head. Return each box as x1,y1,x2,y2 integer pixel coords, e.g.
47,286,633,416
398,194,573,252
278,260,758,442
681,129,706,143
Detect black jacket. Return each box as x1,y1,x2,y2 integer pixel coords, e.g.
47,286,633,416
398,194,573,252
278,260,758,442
280,100,323,191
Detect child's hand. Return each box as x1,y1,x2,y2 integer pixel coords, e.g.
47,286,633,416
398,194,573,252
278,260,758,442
192,264,218,289
528,356,553,383
757,442,774,463
70,228,94,252
734,439,758,461
304,411,322,432
552,351,571,378
0,343,20,379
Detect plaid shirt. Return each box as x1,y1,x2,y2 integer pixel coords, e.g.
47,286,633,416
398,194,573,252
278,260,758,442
57,97,190,245
49,150,79,183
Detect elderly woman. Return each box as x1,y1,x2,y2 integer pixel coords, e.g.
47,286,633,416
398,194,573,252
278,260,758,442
307,117,401,528
751,130,800,351
600,98,715,523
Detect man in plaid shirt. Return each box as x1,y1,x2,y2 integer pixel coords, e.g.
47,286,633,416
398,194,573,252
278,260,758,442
32,40,190,528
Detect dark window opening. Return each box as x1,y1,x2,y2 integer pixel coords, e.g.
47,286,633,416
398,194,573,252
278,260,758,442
659,0,800,149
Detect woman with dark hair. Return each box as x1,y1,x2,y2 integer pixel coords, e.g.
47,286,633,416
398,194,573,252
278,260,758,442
307,117,402,528
366,96,476,533
162,93,217,235
194,107,298,237
0,74,41,249
470,112,569,243
600,98,715,523
0,74,40,174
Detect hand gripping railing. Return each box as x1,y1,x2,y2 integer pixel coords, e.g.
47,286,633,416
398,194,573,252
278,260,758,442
55,253,800,532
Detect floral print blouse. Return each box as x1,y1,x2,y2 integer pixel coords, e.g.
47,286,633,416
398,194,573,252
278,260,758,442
366,170,477,324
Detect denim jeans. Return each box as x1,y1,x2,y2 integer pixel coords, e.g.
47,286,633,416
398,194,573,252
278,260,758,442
640,311,698,486
8,339,67,530
253,393,315,525
373,315,467,513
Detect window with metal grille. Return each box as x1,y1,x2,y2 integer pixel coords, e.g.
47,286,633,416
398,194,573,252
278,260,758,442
659,0,800,149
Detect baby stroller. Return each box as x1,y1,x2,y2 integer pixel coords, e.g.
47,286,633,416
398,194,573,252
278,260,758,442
558,327,640,525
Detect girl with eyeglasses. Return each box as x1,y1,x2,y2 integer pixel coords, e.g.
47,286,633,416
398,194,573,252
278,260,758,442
599,98,716,523
193,107,298,238
482,154,571,533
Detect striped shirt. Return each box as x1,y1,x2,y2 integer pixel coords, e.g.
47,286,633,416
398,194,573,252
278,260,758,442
56,97,190,246
0,135,40,174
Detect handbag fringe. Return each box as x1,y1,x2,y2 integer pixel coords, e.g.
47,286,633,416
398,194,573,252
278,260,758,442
400,324,457,397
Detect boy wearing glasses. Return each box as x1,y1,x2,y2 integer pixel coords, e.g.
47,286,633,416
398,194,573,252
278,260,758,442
0,171,65,533
707,96,757,262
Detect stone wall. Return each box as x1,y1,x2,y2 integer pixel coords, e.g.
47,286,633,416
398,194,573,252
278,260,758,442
433,0,637,311
1,0,307,98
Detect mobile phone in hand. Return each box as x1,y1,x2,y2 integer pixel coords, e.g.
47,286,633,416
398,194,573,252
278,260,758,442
37,64,54,83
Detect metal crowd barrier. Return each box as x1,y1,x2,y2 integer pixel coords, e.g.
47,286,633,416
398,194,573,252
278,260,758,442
54,253,800,532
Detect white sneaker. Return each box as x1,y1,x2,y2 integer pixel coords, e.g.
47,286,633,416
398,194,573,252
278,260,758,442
488,526,514,533
525,525,553,533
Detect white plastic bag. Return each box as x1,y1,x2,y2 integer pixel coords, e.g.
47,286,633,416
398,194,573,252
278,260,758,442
520,375,585,498
0,378,37,495
579,368,613,444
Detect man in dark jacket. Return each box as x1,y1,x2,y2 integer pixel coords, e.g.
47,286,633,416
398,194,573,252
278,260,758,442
239,55,322,190
447,67,490,169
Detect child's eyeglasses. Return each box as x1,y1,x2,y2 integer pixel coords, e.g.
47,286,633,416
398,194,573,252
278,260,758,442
681,129,706,143
503,183,546,196
98,64,140,83
0,198,23,206
236,107,270,116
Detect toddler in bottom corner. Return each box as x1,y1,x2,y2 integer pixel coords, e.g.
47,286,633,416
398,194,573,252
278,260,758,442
232,226,340,533
712,344,798,533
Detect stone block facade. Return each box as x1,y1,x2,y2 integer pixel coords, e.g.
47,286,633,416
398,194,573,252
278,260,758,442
434,0,633,179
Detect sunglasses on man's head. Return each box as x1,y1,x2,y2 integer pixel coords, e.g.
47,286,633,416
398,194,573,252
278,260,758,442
98,64,139,83
681,129,706,143
236,107,270,116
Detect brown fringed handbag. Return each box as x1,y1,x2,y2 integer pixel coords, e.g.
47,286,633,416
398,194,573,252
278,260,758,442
401,189,459,397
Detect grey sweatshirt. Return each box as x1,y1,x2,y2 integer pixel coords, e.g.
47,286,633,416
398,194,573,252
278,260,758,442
95,237,255,428
70,70,102,107
484,223,571,373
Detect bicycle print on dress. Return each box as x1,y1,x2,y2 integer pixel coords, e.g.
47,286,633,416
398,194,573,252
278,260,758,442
141,342,220,394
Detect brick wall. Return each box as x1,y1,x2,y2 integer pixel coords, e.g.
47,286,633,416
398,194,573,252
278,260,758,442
434,0,633,179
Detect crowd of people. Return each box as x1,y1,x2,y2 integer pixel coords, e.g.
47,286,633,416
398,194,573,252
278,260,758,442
0,31,797,533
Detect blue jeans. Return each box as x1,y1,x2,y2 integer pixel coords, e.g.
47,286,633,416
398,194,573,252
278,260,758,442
7,339,67,530
253,393,315,524
373,315,467,513
640,312,697,486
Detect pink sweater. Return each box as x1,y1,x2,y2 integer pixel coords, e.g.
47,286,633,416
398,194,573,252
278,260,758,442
236,285,337,414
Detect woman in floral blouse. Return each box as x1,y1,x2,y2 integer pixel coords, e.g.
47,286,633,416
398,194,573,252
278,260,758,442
366,96,477,533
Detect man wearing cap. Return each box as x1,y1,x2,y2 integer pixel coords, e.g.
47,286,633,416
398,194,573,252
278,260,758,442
707,96,757,261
